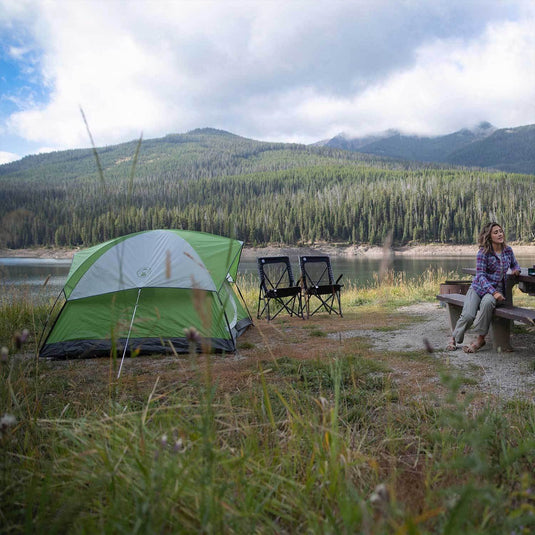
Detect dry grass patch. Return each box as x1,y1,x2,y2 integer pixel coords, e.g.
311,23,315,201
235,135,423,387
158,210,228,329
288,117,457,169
34,308,451,404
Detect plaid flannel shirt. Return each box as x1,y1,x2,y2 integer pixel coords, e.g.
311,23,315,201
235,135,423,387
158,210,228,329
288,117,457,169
471,245,520,297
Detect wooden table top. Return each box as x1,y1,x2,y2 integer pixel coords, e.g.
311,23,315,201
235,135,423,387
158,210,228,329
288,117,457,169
462,267,535,284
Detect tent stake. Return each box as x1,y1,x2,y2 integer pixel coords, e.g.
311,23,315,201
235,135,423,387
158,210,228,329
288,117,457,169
117,288,141,379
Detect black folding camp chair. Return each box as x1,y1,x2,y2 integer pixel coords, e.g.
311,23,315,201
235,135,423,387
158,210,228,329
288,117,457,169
257,256,303,320
299,255,343,317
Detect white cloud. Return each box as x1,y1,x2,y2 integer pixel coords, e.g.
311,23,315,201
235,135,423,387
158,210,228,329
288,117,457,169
0,151,20,164
282,16,535,139
1,0,535,153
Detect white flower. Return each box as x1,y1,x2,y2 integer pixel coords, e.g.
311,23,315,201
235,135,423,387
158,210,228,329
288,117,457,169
0,413,17,439
370,483,390,508
0,413,16,427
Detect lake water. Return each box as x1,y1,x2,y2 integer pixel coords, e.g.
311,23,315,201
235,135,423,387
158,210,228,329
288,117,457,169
3,253,535,298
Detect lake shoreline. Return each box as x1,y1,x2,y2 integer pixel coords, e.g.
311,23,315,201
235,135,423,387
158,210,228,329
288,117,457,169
2,242,535,261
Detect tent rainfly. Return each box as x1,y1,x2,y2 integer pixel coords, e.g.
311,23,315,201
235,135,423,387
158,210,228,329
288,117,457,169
40,229,252,360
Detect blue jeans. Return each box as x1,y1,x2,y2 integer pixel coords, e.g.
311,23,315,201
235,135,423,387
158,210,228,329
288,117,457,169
452,288,497,344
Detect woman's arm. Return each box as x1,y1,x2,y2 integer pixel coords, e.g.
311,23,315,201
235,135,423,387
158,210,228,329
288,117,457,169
474,249,498,295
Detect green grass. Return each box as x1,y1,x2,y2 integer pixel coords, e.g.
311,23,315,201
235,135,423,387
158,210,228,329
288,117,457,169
0,282,53,354
2,269,535,533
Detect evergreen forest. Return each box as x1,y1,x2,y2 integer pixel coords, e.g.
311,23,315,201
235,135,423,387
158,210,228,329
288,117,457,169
1,128,534,248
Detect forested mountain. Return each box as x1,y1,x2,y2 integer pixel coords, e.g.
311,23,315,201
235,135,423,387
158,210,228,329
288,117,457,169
322,123,535,175
0,128,374,184
1,128,534,249
446,124,535,174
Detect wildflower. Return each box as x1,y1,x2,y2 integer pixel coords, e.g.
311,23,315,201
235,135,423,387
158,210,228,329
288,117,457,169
0,414,16,427
13,329,29,350
370,485,391,525
318,396,329,408
184,327,201,344
370,483,390,509
173,437,185,453
160,434,168,448
0,413,17,440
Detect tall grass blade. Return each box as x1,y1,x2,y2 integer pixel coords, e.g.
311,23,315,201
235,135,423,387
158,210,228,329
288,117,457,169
79,106,106,188
128,133,143,203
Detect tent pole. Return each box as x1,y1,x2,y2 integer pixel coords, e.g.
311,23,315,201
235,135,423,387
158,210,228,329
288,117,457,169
117,288,141,379
216,287,237,351
234,282,253,320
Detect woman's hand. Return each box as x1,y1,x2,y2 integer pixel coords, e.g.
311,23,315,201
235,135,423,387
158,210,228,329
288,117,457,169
511,269,521,276
493,291,505,302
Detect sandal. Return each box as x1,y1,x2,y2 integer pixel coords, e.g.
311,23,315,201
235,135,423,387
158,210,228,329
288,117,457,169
462,340,486,353
445,340,457,351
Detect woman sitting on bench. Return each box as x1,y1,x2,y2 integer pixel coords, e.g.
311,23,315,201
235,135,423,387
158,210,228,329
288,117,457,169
446,222,520,353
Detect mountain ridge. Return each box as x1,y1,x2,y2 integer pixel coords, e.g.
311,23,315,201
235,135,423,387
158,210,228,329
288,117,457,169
322,122,535,174
1,123,534,181
0,127,376,184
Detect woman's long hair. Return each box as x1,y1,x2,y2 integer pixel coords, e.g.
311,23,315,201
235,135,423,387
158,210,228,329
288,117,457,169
478,222,506,254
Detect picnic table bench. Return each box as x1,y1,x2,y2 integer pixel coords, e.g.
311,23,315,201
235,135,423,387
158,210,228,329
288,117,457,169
436,267,535,352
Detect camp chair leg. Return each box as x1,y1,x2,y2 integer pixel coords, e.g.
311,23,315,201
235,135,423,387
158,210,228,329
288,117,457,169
257,289,268,320
257,291,262,319
296,292,304,319
303,289,342,318
266,293,303,320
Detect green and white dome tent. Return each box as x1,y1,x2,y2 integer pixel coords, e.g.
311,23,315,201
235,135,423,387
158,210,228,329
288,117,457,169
40,229,253,363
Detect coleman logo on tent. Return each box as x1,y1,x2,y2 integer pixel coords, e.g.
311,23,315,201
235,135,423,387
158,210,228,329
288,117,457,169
137,267,152,278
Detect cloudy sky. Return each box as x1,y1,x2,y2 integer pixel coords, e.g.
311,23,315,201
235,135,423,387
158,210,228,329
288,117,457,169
1,0,534,164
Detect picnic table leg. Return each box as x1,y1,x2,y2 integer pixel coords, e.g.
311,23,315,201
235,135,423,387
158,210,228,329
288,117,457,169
445,303,462,333
490,317,514,352
504,276,516,307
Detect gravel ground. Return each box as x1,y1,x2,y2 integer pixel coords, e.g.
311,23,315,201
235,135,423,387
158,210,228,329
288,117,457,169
330,302,535,399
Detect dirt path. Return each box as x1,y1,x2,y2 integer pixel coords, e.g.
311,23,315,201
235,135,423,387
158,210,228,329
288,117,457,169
343,302,535,399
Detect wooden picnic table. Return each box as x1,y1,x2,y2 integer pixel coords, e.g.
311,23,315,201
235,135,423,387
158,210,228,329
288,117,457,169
436,267,535,351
